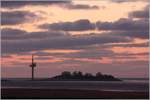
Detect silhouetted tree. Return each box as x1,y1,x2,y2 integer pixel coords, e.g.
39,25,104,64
51,71,121,81
61,71,71,78
72,71,83,78
84,73,93,78
77,71,83,77
96,72,102,78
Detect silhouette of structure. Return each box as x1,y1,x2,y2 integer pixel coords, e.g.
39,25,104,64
29,55,36,80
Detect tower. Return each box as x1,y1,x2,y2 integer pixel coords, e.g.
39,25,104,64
30,54,36,80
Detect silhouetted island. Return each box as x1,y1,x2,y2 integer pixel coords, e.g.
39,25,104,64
50,71,121,81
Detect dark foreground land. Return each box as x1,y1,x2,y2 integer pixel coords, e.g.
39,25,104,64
2,88,149,99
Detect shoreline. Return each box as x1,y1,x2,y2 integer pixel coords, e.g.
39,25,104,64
2,88,149,99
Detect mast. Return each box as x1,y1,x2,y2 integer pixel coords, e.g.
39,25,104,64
30,54,36,80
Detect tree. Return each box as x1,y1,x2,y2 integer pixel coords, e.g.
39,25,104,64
61,71,71,78
84,73,93,78
96,72,102,78
72,71,83,78
50,71,121,81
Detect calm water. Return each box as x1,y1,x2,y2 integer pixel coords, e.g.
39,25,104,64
1,78,149,92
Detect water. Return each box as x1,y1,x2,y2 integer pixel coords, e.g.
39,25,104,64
121,78,149,83
1,78,149,92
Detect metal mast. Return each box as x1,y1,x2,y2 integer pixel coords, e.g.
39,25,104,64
30,54,36,80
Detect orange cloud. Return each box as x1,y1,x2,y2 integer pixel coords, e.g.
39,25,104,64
111,47,148,53
43,49,82,54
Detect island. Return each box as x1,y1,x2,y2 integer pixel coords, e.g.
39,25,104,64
50,71,121,81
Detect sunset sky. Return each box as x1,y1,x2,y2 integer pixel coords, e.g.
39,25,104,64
1,0,149,78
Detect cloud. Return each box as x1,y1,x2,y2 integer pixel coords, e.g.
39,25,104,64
55,45,148,59
102,30,149,39
60,49,114,59
1,28,26,39
4,40,147,62
96,18,148,31
61,3,99,10
39,19,95,31
105,42,149,48
1,1,99,10
39,16,148,39
1,29,132,54
95,5,149,39
1,1,70,9
96,18,148,39
1,11,38,25
110,0,148,3
129,5,149,19
1,28,69,40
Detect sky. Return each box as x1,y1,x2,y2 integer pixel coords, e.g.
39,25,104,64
1,0,149,78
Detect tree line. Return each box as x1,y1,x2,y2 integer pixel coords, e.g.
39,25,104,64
51,71,121,81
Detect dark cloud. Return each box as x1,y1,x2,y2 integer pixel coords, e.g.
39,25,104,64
39,17,148,39
1,29,131,54
110,0,148,3
1,1,99,10
34,48,114,60
1,1,70,9
96,18,148,31
39,19,95,31
61,49,113,59
95,5,149,39
1,28,69,40
11,40,148,61
1,28,26,39
105,42,149,48
61,48,148,60
129,5,149,19
108,30,149,39
96,18,148,39
62,3,99,10
1,11,38,25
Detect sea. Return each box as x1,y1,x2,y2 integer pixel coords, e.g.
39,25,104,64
1,78,149,92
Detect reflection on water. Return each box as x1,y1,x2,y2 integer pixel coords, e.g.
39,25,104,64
122,79,149,83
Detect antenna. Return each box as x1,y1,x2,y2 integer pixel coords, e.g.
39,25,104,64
32,54,34,63
30,54,36,80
